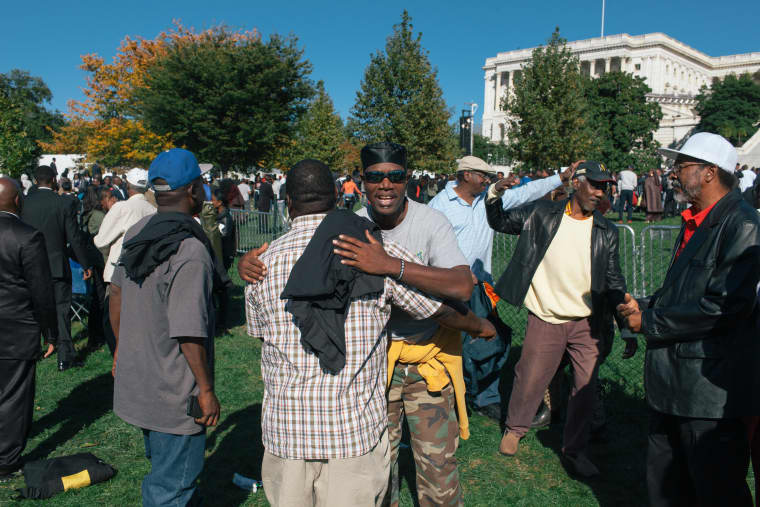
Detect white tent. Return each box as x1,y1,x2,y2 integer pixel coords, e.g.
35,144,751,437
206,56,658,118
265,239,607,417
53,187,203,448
38,154,86,177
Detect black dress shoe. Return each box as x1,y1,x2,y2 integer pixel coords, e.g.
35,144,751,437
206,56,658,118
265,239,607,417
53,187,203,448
477,403,502,422
0,465,21,483
531,402,551,429
58,359,84,371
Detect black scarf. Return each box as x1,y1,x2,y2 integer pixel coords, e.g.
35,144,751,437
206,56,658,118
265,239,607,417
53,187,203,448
120,211,230,291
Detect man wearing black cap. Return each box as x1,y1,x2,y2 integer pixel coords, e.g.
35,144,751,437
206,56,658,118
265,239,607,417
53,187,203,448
110,148,221,506
486,161,629,477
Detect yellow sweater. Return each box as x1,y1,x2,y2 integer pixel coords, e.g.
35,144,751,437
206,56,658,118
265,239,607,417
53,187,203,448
387,327,469,440
523,213,593,323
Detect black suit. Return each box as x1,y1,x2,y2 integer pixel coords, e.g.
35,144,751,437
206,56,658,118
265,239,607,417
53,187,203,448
638,190,760,506
256,181,274,212
0,212,57,473
21,187,92,363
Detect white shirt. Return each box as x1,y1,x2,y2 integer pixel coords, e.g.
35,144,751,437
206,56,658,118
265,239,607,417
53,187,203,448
740,169,756,193
618,170,637,191
94,193,156,282
238,183,251,202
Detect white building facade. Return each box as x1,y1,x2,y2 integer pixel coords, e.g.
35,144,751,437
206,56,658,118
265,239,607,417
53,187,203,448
482,33,760,151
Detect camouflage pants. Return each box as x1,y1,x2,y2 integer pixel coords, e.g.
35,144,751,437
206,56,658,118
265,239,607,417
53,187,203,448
387,363,461,507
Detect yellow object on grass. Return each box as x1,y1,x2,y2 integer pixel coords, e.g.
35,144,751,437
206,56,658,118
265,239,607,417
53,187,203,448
61,469,91,491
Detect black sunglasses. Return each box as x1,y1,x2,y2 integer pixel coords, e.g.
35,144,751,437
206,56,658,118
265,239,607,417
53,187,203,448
587,180,610,192
364,169,407,184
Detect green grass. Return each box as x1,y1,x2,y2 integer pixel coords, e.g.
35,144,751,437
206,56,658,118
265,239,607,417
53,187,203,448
2,213,749,506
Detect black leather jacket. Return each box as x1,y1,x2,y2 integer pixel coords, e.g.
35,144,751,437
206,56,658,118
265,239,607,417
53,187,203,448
485,197,626,346
639,190,760,419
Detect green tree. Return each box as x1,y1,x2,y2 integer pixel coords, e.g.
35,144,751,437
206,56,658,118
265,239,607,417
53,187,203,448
0,93,41,177
503,28,592,171
585,71,662,171
696,73,760,146
473,134,510,165
348,10,459,173
286,81,348,170
134,26,313,171
0,69,64,145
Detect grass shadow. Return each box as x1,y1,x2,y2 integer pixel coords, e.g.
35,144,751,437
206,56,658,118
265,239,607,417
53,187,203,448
199,403,264,506
534,378,649,507
25,372,113,463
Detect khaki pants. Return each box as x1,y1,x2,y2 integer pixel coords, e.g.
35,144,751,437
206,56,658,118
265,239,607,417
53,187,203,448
262,429,389,507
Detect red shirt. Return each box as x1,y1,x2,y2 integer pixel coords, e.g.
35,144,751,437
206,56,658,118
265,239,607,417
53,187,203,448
675,201,718,259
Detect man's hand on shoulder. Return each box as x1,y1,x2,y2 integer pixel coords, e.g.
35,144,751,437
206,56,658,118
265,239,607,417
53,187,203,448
238,243,268,283
333,229,399,276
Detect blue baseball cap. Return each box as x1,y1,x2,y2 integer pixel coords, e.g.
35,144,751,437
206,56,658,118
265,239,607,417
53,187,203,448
148,148,202,191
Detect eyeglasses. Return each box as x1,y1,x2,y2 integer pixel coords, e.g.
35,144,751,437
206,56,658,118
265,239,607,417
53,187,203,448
364,169,407,184
671,162,705,174
468,171,490,181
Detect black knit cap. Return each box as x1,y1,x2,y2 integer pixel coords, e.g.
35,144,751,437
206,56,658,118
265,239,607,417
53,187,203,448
360,142,407,170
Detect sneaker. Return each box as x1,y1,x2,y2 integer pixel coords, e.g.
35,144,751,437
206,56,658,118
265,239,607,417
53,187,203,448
499,431,520,456
562,453,600,478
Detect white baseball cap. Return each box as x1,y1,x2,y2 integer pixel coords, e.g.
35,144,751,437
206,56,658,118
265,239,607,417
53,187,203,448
658,132,738,173
125,167,149,188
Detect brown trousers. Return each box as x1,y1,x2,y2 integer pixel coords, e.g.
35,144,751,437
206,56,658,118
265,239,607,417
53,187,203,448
506,314,599,455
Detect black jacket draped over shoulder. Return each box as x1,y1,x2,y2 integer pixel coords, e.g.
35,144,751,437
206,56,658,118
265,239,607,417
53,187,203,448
281,209,385,374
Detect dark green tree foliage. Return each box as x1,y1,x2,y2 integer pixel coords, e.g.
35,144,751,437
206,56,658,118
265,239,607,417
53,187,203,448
696,73,760,146
585,71,662,171
286,81,347,170
0,69,64,145
473,134,510,165
504,28,592,171
349,11,459,173
0,93,42,177
135,28,313,170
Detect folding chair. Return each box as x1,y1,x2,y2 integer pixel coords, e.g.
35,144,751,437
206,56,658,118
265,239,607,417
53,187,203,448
70,259,90,323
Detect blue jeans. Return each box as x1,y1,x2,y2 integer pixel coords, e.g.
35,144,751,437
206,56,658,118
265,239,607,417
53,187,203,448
142,429,206,507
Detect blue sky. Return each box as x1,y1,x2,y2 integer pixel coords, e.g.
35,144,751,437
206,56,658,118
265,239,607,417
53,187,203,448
1,0,757,124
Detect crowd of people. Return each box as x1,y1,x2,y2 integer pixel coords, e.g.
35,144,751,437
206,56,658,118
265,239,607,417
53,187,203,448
1,131,760,507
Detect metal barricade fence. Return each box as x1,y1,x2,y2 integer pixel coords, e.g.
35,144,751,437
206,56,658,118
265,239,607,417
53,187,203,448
230,208,289,254
638,225,680,298
235,215,680,406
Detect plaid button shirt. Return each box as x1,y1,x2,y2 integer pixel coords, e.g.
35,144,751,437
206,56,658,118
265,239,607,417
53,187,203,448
245,213,441,459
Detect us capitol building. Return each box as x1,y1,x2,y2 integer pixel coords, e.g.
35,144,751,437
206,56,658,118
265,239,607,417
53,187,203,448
482,32,760,159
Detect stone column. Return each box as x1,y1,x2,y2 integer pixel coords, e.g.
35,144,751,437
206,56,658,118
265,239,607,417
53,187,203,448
496,71,502,110
604,58,611,74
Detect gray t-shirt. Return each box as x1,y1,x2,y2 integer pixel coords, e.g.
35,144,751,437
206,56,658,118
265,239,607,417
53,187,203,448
357,199,469,343
112,215,215,435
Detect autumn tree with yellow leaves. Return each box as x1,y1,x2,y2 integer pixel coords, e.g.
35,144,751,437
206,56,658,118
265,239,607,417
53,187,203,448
44,22,314,170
